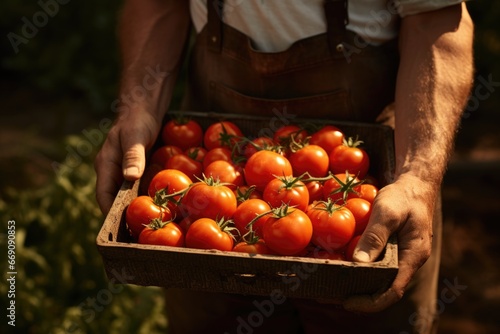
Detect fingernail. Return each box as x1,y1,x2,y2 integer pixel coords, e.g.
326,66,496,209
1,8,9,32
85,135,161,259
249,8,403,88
354,250,371,263
124,167,139,178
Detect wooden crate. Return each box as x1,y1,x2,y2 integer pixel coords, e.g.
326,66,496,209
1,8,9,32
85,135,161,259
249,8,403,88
96,111,398,301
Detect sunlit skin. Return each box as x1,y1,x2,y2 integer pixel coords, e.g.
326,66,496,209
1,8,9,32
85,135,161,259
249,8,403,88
94,0,474,315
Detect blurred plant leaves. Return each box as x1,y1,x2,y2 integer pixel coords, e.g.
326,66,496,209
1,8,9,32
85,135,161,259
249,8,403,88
0,135,167,334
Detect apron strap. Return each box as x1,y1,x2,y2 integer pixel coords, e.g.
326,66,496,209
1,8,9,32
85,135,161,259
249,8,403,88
207,0,349,54
324,0,349,54
207,0,224,53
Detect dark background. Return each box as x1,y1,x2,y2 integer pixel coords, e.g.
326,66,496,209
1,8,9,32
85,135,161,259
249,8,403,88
0,1,499,333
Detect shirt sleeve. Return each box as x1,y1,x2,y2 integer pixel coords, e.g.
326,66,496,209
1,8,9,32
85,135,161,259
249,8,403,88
397,0,470,18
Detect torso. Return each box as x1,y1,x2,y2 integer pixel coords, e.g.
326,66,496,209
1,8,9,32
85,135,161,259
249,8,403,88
189,0,400,52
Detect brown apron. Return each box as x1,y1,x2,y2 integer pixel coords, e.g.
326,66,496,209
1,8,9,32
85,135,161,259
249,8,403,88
168,1,442,333
181,0,399,122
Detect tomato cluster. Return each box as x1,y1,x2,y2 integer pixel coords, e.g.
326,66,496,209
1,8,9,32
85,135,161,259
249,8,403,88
125,116,381,260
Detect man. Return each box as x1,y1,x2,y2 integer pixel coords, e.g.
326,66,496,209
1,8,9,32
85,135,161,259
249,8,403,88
95,1,474,333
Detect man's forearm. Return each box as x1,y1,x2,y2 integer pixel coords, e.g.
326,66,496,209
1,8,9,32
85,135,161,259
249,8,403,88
117,0,191,122
394,3,474,188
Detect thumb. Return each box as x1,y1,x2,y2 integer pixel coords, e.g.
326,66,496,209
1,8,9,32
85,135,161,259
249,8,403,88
121,130,150,181
352,185,406,262
352,209,394,263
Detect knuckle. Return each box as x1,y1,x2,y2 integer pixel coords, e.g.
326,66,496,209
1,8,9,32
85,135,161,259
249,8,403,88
419,244,432,264
122,148,144,165
392,287,405,302
372,197,405,223
362,230,387,250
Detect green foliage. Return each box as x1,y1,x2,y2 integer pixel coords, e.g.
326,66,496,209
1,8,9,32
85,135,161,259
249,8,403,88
0,136,167,334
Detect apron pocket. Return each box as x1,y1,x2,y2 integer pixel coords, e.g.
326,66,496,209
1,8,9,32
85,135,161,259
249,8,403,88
209,81,352,120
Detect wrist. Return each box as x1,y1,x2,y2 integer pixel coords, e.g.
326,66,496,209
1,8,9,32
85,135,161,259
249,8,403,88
394,152,448,187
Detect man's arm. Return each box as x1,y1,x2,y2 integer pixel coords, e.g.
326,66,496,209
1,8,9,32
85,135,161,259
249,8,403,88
95,0,191,214
345,3,474,312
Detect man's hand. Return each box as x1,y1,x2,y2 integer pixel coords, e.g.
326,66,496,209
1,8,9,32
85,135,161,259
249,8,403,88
343,174,435,312
95,110,161,214
93,0,191,214
343,3,473,313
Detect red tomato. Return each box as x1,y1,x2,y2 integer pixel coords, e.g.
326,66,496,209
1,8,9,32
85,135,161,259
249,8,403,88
311,249,346,261
161,118,203,151
185,218,234,251
273,125,308,147
125,196,172,240
288,144,329,177
263,206,313,256
233,185,263,203
309,125,344,154
203,121,243,151
202,147,234,169
345,198,372,235
139,163,163,196
149,145,183,167
262,176,310,211
232,198,271,238
322,172,362,203
345,235,361,261
147,169,193,218
185,146,207,163
178,216,195,231
138,220,185,247
165,153,203,182
203,160,245,189
358,183,379,203
232,239,273,255
147,169,193,198
294,244,317,258
243,136,275,160
244,150,293,192
329,137,370,179
180,177,237,221
306,201,355,251
304,180,324,204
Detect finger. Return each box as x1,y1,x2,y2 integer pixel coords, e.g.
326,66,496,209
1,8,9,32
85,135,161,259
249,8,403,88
343,285,400,314
122,143,146,180
96,159,124,214
120,126,150,181
352,222,392,263
352,189,406,263
344,214,432,313
352,212,396,263
95,137,124,215
343,249,422,313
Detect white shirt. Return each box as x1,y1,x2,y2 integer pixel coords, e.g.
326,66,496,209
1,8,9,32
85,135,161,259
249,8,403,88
190,0,466,52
